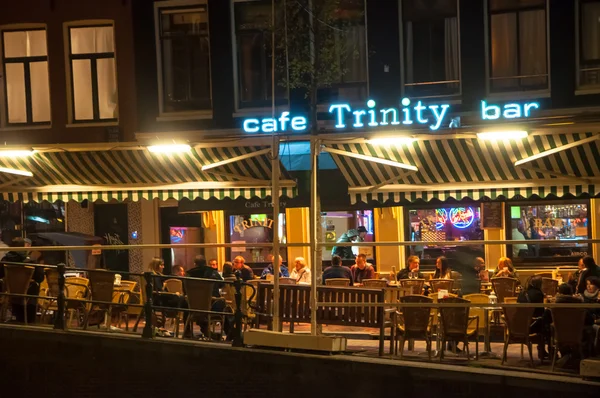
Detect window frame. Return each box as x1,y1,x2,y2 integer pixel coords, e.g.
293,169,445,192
154,0,213,121
575,0,600,94
230,0,290,115
64,20,119,125
483,0,551,99
0,24,51,127
398,0,463,101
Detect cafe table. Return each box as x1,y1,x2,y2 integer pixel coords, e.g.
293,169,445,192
479,305,500,359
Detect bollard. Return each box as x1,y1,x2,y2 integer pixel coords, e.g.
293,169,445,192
142,272,154,339
53,263,66,330
231,274,244,347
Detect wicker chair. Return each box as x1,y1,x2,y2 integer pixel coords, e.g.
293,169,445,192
501,306,543,367
395,295,434,360
438,297,479,361
325,278,350,287
430,279,454,293
463,293,489,337
183,278,223,340
399,279,425,295
363,279,388,288
163,278,183,294
550,307,587,372
83,271,116,330
491,277,518,303
2,265,36,325
541,278,558,297
64,277,89,328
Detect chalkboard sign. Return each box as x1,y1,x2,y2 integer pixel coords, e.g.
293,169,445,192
481,202,503,229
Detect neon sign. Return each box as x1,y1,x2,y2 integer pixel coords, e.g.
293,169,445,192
241,99,540,133
435,209,448,230
449,207,475,229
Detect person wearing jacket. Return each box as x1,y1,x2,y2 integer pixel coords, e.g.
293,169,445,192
331,226,367,260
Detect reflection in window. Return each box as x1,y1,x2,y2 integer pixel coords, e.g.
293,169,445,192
158,4,211,112
317,0,368,103
578,0,600,88
229,213,286,263
402,0,460,97
1,29,50,124
488,0,548,92
508,203,589,264
321,210,373,261
234,0,287,108
68,26,118,121
408,207,483,267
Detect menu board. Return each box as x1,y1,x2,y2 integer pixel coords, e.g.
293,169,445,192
481,202,503,229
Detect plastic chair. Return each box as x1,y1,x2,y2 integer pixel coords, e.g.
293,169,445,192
395,295,434,360
399,279,425,295
550,308,587,372
438,297,479,361
363,279,388,288
325,278,350,287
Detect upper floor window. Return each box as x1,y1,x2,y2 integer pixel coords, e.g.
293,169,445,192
67,24,118,122
401,0,460,98
317,0,368,103
487,0,548,93
578,0,600,89
156,1,212,114
233,0,287,109
0,28,51,125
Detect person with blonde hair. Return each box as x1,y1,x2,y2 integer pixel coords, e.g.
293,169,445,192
290,257,311,284
232,255,254,281
493,257,518,279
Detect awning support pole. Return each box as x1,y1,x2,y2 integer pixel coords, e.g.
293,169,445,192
310,137,319,335
272,134,281,332
200,148,272,171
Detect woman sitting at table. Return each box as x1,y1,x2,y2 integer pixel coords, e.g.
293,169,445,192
290,257,311,284
492,257,518,279
431,256,452,279
518,275,550,359
148,257,188,335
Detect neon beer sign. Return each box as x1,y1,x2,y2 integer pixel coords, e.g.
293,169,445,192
241,99,540,133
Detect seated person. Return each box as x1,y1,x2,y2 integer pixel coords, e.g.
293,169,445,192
222,261,235,278
461,257,485,295
232,256,254,281
432,256,452,280
394,255,424,280
350,253,375,284
568,257,585,293
172,264,186,277
322,255,352,285
518,275,549,359
555,283,583,303
492,257,518,279
289,257,311,284
148,257,187,333
209,258,219,270
260,254,289,279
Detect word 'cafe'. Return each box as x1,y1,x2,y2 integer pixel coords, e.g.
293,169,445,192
241,98,540,133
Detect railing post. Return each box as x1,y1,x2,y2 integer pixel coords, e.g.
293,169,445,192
53,263,66,330
142,272,154,339
231,274,244,347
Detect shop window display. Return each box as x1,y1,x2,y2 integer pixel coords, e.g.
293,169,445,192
228,213,286,263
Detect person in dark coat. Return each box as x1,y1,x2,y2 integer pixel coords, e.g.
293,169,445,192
232,256,254,281
322,255,353,285
394,255,425,281
331,226,367,260
518,275,549,359
576,256,600,295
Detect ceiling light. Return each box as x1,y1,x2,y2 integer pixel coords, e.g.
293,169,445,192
147,144,191,154
367,137,415,145
0,167,33,177
0,150,35,157
477,131,528,140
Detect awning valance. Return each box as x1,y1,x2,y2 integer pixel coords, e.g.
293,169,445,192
0,147,296,203
327,132,600,204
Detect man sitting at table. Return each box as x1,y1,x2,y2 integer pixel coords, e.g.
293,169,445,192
322,255,352,285
393,255,425,281
260,254,289,279
350,253,375,284
233,256,255,281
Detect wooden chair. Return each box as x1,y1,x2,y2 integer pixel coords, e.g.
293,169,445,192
541,278,558,297
438,297,479,361
501,306,543,367
163,278,183,294
183,278,223,340
279,277,296,285
399,279,425,295
2,265,35,325
550,307,587,372
363,279,387,288
491,277,518,303
325,278,350,287
395,295,434,360
83,271,116,330
430,279,454,293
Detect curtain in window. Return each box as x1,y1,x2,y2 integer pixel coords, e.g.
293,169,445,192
582,3,600,61
519,10,546,87
444,17,459,86
342,25,367,83
490,13,518,89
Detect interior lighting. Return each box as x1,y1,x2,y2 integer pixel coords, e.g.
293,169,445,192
0,167,33,177
476,131,528,140
367,137,415,146
147,144,191,154
0,150,35,157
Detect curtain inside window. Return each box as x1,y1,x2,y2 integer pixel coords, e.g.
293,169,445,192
519,10,546,87
582,2,600,61
444,17,459,84
490,13,518,89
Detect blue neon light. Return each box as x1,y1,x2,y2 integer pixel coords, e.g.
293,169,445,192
481,100,539,121
241,112,308,133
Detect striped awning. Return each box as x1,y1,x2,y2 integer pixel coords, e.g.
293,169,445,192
327,132,600,204
0,147,296,203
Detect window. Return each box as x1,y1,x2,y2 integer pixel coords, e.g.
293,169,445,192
0,28,50,125
487,0,548,93
156,1,212,114
507,202,589,265
321,210,374,262
67,25,118,122
233,0,287,109
228,213,287,264
317,0,368,103
407,206,483,268
578,0,600,89
401,0,460,97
